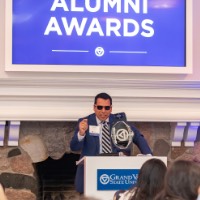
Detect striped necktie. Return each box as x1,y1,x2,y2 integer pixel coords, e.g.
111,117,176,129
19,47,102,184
102,121,112,153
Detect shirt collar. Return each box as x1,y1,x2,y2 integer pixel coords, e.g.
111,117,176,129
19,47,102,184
96,117,109,125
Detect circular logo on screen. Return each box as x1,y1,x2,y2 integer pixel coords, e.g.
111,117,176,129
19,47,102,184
100,174,110,185
95,47,104,57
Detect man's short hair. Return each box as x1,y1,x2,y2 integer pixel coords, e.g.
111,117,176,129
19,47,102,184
94,93,112,105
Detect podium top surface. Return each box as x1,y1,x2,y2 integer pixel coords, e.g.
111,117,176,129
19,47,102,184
76,155,167,166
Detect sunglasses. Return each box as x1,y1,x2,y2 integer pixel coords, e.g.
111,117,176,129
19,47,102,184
95,105,111,110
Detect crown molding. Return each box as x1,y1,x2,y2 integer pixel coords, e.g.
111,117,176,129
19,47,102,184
0,78,200,121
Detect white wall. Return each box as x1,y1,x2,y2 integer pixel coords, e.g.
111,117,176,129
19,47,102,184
0,0,200,122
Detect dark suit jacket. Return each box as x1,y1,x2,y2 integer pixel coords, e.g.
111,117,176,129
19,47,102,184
70,113,152,193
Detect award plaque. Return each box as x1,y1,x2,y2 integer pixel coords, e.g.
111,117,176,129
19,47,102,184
111,113,134,150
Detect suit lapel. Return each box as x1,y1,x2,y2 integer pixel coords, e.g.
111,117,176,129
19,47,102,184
89,113,116,154
89,114,100,153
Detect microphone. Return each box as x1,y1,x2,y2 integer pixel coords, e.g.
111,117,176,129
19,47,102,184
113,112,127,121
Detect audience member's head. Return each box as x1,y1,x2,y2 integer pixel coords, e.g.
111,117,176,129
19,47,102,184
129,158,167,200
80,195,100,200
155,159,200,200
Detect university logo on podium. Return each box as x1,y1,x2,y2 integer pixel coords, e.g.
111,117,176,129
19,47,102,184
97,169,139,190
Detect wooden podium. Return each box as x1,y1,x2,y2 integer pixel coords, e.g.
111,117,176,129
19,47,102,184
77,156,167,200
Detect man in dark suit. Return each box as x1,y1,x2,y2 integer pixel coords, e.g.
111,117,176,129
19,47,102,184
70,92,152,194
